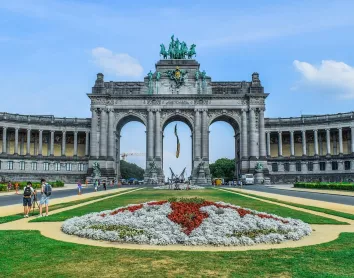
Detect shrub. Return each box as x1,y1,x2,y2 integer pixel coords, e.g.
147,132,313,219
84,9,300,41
0,180,64,191
294,182,354,191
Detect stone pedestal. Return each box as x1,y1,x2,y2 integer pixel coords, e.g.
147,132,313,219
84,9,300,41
254,170,264,184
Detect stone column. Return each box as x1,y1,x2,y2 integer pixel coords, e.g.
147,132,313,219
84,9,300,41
314,129,319,156
90,108,99,158
302,130,307,156
258,108,266,159
38,129,43,156
108,108,115,159
20,132,24,155
278,131,283,157
26,128,31,155
85,131,90,156
338,128,343,155
100,108,108,158
154,109,161,160
14,128,19,155
266,132,271,157
241,109,248,158
61,130,66,156
326,129,331,155
351,127,354,154
50,131,54,156
2,127,7,154
73,131,78,157
147,109,154,161
194,109,201,160
249,108,257,159
116,133,121,179
290,130,295,157
202,109,209,160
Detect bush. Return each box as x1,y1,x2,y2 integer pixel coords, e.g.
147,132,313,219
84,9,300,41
294,182,354,191
0,180,65,191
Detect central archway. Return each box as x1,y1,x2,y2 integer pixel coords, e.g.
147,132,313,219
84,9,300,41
162,114,193,183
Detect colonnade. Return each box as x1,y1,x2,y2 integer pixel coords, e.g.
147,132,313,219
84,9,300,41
266,127,354,157
1,126,90,157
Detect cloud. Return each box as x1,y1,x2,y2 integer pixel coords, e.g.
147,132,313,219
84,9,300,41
91,47,143,78
293,60,354,99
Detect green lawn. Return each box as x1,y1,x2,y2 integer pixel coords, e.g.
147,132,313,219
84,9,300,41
1,230,354,277
220,188,354,221
0,188,137,224
31,188,346,224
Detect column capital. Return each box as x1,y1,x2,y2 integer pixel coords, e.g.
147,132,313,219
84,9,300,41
278,131,282,134
258,107,265,112
38,129,43,132
241,108,248,113
313,129,318,132
249,107,256,112
338,127,342,131
14,127,19,131
290,130,294,134
27,128,31,131
194,108,202,112
325,128,331,131
62,130,66,134
50,130,55,134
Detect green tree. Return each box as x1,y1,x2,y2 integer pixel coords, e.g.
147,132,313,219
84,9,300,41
120,160,145,180
209,158,235,181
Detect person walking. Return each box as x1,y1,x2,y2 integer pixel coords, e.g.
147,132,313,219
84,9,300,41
15,182,19,194
85,179,88,187
7,181,12,192
110,180,113,187
77,181,82,195
38,178,52,217
103,181,107,191
94,180,98,192
23,182,34,218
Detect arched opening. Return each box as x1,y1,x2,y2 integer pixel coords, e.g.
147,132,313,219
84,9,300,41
209,115,241,184
162,115,193,183
116,115,146,182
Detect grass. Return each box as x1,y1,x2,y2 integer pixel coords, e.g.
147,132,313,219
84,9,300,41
31,188,346,224
0,188,138,224
1,230,354,277
221,188,354,221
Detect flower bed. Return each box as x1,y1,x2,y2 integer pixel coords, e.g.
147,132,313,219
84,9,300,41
61,198,312,246
153,184,204,190
294,182,354,191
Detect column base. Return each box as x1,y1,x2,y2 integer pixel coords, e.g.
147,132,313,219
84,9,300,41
259,156,267,160
302,154,307,157
249,156,257,161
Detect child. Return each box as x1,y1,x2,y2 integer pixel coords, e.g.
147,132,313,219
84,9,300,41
94,180,98,192
77,181,82,195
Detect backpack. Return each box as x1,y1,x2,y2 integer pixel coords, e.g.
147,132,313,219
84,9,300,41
24,186,32,197
44,183,52,196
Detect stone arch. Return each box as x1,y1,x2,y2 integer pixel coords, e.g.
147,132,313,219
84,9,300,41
161,112,194,132
208,111,241,132
115,112,147,134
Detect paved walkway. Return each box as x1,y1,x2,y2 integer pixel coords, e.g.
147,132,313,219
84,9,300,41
1,187,354,252
268,184,354,197
0,185,142,207
234,185,354,206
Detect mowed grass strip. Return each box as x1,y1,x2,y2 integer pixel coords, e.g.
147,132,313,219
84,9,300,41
32,188,345,224
1,230,354,278
0,189,138,224
221,189,354,221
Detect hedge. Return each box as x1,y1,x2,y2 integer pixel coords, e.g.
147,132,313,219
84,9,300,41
294,182,354,191
0,181,64,192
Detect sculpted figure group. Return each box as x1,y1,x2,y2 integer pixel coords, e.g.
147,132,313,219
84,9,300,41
160,35,196,59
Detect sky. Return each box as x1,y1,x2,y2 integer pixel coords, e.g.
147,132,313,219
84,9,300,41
1,0,354,178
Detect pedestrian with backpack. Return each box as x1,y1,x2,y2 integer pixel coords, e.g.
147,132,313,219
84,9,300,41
38,178,52,217
23,182,34,218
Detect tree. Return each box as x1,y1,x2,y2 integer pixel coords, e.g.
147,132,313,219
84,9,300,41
120,160,145,180
209,158,235,181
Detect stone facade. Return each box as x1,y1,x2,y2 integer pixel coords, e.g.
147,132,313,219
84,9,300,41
1,57,351,184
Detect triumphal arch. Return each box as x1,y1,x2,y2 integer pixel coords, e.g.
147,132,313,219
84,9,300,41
88,36,268,185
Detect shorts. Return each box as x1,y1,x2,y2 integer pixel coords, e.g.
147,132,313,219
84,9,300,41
23,197,32,207
40,195,50,206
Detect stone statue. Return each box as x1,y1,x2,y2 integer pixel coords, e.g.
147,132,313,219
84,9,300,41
160,35,197,59
188,44,196,59
92,162,101,178
198,161,205,171
195,70,200,81
148,70,153,94
156,71,161,81
159,44,168,59
201,70,207,81
255,162,263,171
149,159,157,173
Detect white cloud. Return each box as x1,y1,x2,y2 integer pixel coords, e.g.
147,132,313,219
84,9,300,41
293,60,354,99
91,47,143,78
